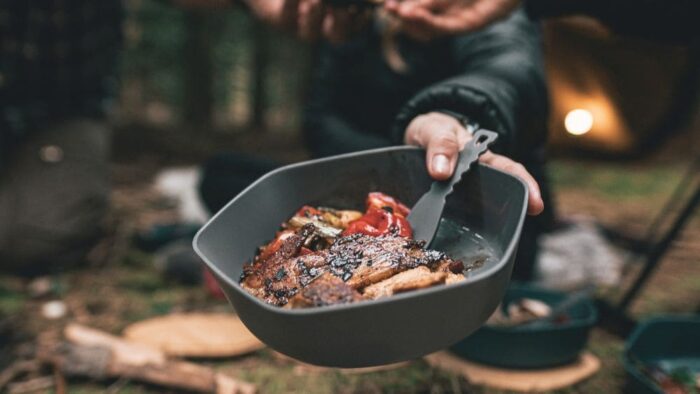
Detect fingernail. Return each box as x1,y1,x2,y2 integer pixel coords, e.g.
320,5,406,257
432,154,450,176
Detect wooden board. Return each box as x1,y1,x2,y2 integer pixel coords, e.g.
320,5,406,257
425,351,600,392
124,313,265,358
271,351,410,375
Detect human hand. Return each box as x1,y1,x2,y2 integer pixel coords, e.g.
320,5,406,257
404,112,544,215
245,0,371,42
384,0,520,41
322,6,374,43
244,0,305,31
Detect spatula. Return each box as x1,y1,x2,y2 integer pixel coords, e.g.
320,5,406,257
408,128,498,245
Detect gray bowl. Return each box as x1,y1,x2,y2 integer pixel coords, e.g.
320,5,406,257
193,146,528,367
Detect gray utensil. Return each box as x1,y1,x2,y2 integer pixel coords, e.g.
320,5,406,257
409,129,498,244
518,285,596,328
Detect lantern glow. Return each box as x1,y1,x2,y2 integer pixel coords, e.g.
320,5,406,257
565,109,594,135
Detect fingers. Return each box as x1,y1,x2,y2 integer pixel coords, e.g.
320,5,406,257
298,0,324,40
480,152,544,216
278,0,303,30
399,4,466,34
384,0,519,37
404,113,470,181
323,8,350,43
323,6,372,44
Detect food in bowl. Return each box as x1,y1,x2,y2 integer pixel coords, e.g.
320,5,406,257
240,192,465,308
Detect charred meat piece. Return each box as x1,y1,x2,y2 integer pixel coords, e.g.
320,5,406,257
329,234,452,289
241,224,328,306
287,273,364,308
241,230,459,306
363,266,448,299
436,260,467,285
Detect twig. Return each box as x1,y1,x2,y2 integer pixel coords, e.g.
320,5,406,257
54,367,67,394
105,377,130,394
43,324,257,394
7,376,54,394
0,361,40,391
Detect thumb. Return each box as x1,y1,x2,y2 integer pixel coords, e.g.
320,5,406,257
405,113,465,181
424,126,462,181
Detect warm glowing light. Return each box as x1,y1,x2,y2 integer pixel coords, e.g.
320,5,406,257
565,109,594,135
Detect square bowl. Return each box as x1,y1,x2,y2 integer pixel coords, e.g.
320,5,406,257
193,146,528,367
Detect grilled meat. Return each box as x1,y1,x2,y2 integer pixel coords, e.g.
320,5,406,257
241,224,328,306
363,266,447,299
287,273,364,308
241,225,464,306
330,234,451,289
240,193,467,308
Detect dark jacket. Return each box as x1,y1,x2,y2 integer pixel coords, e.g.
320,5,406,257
303,9,549,163
303,10,553,281
525,0,699,44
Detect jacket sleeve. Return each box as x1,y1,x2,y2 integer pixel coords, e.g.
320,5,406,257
392,9,549,160
524,0,697,43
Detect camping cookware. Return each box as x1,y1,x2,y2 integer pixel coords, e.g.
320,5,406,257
624,316,700,394
450,284,597,368
193,145,528,367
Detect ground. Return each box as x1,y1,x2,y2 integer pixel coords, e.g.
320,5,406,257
1,129,698,393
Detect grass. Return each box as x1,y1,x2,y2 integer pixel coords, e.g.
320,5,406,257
549,160,686,200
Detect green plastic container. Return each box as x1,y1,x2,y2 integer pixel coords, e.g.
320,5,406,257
449,284,597,369
624,316,700,394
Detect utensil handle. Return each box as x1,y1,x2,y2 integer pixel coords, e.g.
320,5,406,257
429,129,498,199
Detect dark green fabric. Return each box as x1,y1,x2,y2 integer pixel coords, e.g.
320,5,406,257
0,119,110,276
0,0,123,166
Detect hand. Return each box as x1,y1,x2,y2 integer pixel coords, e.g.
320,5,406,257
322,6,374,44
404,112,544,216
171,0,231,9
244,0,305,31
245,0,371,43
384,0,520,41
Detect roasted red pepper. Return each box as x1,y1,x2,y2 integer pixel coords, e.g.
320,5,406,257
366,192,410,217
342,192,413,238
296,205,322,218
258,229,295,260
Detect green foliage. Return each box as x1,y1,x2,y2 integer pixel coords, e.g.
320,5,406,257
123,0,186,108
549,160,683,200
121,0,309,127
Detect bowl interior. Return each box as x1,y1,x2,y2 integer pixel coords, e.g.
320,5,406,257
496,285,597,330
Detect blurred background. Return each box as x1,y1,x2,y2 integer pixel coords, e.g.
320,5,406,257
113,1,700,158
0,1,698,392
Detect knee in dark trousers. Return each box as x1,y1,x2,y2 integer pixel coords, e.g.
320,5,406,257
0,119,111,276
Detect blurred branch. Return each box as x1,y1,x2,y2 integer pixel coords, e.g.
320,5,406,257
183,10,214,130
252,20,269,130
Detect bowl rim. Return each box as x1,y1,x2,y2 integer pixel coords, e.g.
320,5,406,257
193,145,528,316
478,284,599,332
